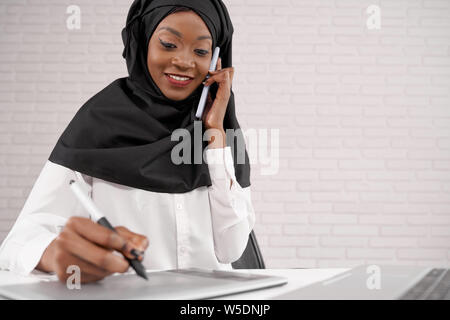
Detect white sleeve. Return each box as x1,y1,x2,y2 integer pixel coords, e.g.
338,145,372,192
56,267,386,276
0,160,92,276
205,146,256,264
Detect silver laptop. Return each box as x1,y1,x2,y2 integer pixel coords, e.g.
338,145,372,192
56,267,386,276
274,265,450,300
0,268,287,300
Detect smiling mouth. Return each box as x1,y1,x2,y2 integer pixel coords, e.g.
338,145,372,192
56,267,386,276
165,74,194,87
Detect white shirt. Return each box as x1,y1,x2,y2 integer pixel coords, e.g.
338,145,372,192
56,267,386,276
0,146,255,276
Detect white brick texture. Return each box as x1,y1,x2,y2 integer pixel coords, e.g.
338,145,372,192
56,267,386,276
1,0,450,268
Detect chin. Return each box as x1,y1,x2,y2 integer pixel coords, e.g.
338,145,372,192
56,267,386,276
166,94,188,102
165,89,196,101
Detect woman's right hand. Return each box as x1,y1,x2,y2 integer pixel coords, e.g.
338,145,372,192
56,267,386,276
36,216,149,284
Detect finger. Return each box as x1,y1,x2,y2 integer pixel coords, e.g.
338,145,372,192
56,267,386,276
55,251,112,280
204,75,215,86
209,66,232,75
208,68,232,75
65,217,135,256
58,227,130,273
115,226,149,250
205,71,230,87
220,70,231,83
58,265,108,284
115,226,149,260
80,273,107,284
217,57,222,70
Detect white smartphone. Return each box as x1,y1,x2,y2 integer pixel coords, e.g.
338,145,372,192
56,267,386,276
195,46,221,119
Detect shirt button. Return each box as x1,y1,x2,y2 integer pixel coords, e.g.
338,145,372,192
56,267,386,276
179,246,186,254
176,203,183,210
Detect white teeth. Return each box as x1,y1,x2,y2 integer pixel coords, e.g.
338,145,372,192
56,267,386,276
168,74,190,81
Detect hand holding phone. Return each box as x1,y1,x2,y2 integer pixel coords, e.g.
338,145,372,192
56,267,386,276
195,47,220,119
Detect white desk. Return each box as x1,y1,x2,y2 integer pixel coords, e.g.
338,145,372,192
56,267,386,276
216,268,349,299
0,268,349,300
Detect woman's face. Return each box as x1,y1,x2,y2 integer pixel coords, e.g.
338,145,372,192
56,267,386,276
147,11,213,101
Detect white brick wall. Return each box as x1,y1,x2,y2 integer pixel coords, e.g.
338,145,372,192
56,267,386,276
1,0,450,268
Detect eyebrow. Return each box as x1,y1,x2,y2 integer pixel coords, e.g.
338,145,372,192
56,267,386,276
158,26,212,41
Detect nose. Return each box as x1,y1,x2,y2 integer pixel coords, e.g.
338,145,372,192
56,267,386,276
171,52,195,70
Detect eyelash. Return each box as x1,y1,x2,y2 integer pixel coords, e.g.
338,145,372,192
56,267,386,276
159,39,209,57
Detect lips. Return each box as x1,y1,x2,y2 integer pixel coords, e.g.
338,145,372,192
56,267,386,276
165,73,194,87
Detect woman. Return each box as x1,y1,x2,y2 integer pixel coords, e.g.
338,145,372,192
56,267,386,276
0,0,254,284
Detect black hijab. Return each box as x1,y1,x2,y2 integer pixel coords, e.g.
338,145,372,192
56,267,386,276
48,0,251,193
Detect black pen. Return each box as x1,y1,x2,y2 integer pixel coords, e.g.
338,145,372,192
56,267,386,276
69,179,148,280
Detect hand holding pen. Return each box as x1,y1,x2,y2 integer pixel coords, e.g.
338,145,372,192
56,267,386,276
68,179,149,280
36,181,149,284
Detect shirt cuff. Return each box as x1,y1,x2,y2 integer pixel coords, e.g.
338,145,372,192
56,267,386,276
205,146,236,184
17,232,58,276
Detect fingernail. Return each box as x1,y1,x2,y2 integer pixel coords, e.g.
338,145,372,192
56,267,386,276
130,248,145,259
118,236,129,252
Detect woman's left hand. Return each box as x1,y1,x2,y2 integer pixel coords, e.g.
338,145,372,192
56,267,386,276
201,57,234,131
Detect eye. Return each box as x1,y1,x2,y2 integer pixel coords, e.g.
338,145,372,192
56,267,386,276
159,39,176,49
195,49,209,56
